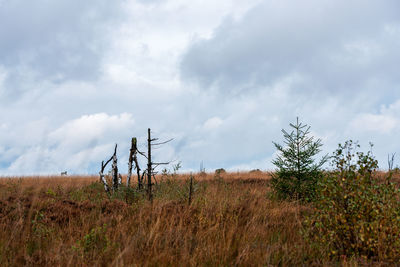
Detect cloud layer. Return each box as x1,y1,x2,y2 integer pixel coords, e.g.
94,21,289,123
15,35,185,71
181,0,400,100
1,0,400,175
0,0,123,100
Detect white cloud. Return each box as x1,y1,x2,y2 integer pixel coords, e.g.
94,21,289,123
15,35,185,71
351,114,398,134
203,117,223,130
49,113,134,147
180,0,400,102
3,113,135,175
1,0,400,174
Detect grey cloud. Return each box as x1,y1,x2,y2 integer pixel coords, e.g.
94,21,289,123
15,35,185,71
0,0,124,98
180,0,400,100
136,0,164,5
2,0,400,175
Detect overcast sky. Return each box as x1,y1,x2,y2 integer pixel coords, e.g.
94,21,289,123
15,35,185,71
1,0,400,175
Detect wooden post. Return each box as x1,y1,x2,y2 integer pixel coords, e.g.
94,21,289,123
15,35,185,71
147,128,152,201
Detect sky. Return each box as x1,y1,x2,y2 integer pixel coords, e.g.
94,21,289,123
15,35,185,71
1,0,400,175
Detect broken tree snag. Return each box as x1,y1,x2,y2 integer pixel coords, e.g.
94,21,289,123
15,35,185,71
99,160,110,193
127,137,135,188
147,128,153,201
100,154,114,194
127,137,142,189
133,139,143,190
111,144,119,192
140,171,146,189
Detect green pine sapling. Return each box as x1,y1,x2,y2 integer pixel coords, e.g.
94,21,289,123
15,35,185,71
271,117,328,201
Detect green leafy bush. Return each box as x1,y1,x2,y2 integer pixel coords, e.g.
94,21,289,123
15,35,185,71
27,211,54,256
73,224,112,260
69,182,105,202
304,140,400,261
215,168,226,175
271,118,328,201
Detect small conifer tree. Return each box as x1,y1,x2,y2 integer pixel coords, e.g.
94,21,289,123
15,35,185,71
271,117,328,201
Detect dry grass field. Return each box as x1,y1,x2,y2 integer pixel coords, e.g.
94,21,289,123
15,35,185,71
0,171,398,266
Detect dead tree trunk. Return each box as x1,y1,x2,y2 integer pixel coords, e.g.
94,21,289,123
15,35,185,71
111,144,119,192
133,141,142,190
99,161,110,193
127,137,142,189
99,130,172,197
99,156,113,193
147,128,153,201
127,138,135,188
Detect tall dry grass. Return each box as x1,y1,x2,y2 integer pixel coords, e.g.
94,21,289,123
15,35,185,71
1,171,397,266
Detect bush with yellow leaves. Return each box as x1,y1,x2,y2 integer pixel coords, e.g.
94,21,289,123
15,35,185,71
305,140,400,262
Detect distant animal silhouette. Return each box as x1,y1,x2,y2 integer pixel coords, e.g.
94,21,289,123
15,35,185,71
61,171,67,176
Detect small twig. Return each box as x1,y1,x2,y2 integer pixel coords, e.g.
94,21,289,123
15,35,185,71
152,162,171,168
387,153,396,184
153,174,158,186
137,150,148,159
152,138,174,146
388,153,396,172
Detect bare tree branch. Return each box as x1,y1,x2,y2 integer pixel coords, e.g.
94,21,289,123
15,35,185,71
101,156,113,173
152,138,174,146
137,150,148,159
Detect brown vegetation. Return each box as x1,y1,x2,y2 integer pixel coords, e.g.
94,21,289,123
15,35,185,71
0,172,399,266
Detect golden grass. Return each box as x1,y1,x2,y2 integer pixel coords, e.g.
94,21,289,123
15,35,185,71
0,171,394,266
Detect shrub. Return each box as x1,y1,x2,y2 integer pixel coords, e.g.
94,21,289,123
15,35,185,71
304,141,400,261
161,161,182,179
215,168,226,175
73,224,111,260
271,117,328,201
249,169,262,174
27,211,54,256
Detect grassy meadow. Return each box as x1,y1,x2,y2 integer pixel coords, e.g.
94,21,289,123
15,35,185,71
0,171,399,266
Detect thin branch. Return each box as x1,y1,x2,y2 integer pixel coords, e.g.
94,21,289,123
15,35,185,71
101,156,113,173
152,174,158,185
153,162,171,166
137,150,148,159
152,138,174,146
